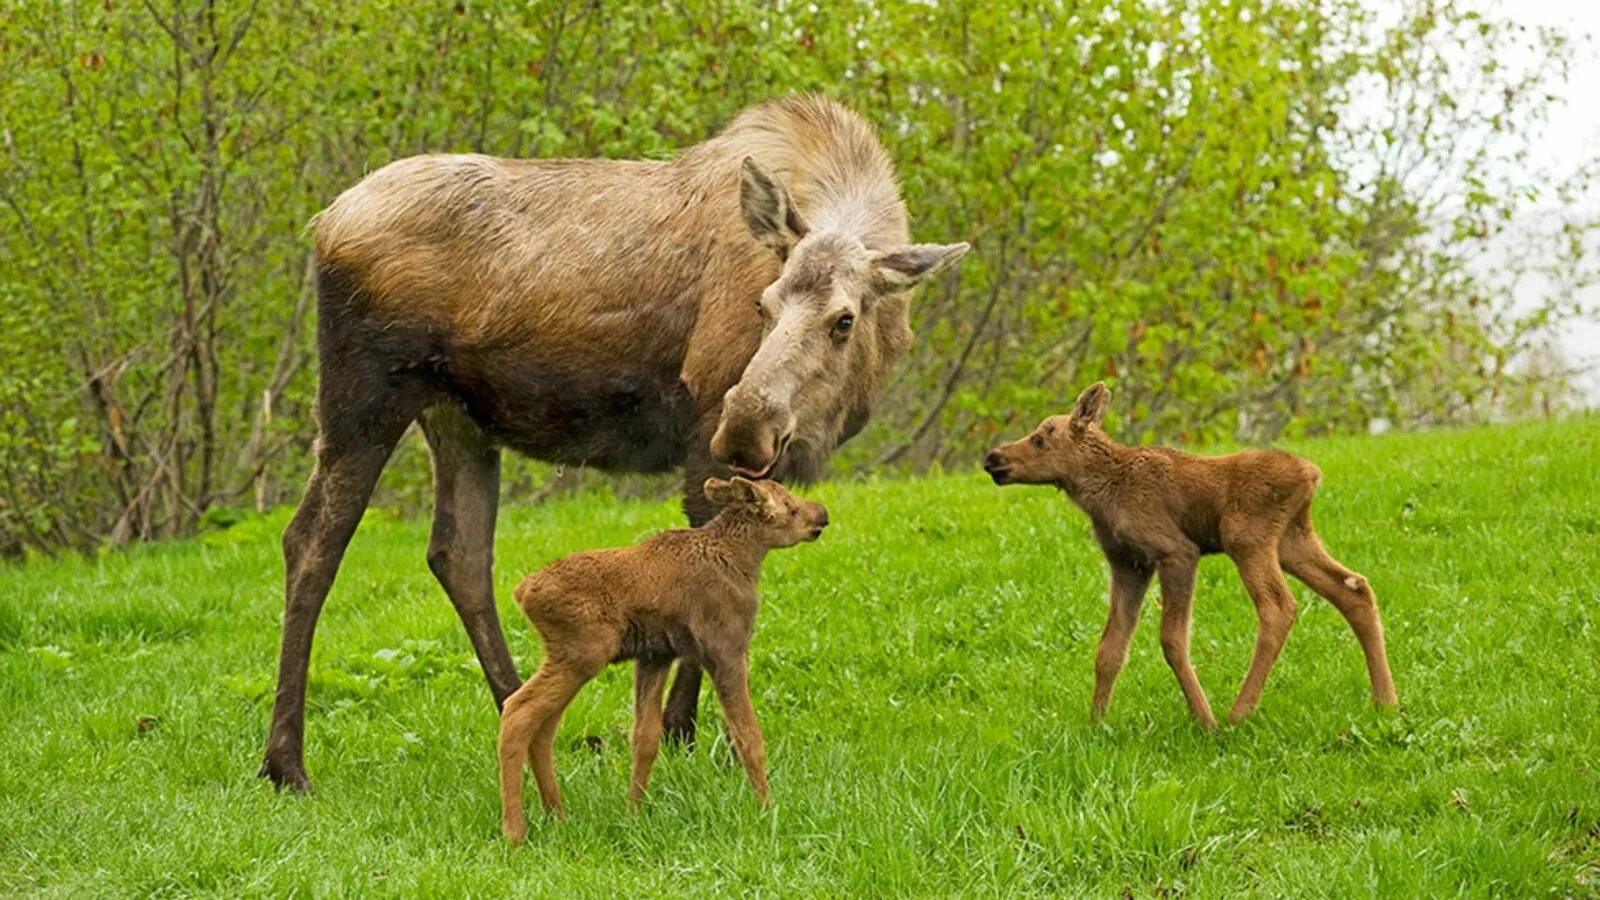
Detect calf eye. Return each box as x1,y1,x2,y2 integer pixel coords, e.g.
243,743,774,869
1030,434,1046,449
833,313,855,335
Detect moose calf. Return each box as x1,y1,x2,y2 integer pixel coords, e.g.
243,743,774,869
984,383,1397,728
498,477,828,842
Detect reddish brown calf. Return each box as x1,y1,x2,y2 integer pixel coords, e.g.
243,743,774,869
498,477,827,842
984,383,1397,727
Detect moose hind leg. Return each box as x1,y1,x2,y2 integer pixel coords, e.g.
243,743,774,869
260,410,415,791
1280,526,1397,708
260,265,438,792
420,404,521,707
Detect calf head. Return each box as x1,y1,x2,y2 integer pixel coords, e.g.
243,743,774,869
703,476,830,547
711,158,969,479
984,382,1113,487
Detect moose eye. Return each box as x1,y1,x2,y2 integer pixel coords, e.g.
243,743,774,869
1030,433,1046,449
833,313,855,335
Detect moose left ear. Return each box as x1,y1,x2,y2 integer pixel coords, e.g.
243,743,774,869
1071,382,1111,427
869,242,970,294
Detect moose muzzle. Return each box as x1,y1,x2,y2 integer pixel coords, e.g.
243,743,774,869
711,389,795,478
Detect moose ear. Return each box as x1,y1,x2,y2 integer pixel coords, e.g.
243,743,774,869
869,242,970,294
740,157,807,259
1071,382,1111,428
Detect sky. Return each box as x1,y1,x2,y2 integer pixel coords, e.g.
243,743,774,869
1368,0,1600,399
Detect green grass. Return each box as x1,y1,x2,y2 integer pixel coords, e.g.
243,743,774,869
3,418,1599,896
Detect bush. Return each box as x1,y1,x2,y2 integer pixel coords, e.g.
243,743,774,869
0,0,1592,553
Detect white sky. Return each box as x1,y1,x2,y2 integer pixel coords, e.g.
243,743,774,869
1366,0,1600,399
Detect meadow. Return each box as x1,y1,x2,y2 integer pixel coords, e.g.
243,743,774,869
2,418,1597,896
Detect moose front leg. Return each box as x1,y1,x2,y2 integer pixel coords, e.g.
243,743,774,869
662,660,704,746
665,445,727,745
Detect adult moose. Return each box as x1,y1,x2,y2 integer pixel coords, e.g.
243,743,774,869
260,95,969,791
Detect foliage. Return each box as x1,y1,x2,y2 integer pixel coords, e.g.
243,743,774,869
0,0,1594,553
2,418,1598,893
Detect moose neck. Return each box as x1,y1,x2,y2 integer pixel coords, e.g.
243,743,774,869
1057,435,1134,518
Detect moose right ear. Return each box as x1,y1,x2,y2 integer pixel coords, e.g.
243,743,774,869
740,157,807,259
1071,382,1111,428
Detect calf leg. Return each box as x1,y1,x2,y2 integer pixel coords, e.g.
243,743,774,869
707,657,769,805
503,660,592,831
420,404,521,707
1228,545,1300,724
1280,527,1397,708
498,677,542,844
1157,555,1217,729
629,659,673,807
1092,561,1152,721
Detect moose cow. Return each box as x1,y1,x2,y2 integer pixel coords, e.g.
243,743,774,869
259,95,969,791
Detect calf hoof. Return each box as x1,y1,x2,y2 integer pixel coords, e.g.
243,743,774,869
502,821,527,845
258,754,313,793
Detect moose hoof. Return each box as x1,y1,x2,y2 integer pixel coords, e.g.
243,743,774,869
661,717,696,749
258,755,313,794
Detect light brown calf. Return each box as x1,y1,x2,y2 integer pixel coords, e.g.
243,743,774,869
498,477,827,842
984,383,1397,728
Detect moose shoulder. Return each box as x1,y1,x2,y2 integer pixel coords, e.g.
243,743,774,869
259,95,969,791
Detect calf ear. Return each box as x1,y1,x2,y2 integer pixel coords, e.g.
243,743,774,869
703,478,736,506
1071,382,1111,428
869,242,970,294
727,476,762,506
740,158,807,260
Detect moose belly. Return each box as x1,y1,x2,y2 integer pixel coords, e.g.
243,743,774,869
448,355,698,473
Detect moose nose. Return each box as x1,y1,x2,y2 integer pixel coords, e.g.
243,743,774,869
711,420,788,477
817,509,830,527
983,450,1004,472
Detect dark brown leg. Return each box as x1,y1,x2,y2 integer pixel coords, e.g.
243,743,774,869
1157,553,1218,729
662,660,703,746
420,404,521,707
259,425,410,791
1091,561,1152,721
663,452,725,746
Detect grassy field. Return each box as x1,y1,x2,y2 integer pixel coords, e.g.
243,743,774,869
3,418,1598,896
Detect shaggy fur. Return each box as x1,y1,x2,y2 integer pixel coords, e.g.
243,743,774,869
984,383,1398,728
261,96,966,791
498,478,827,842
